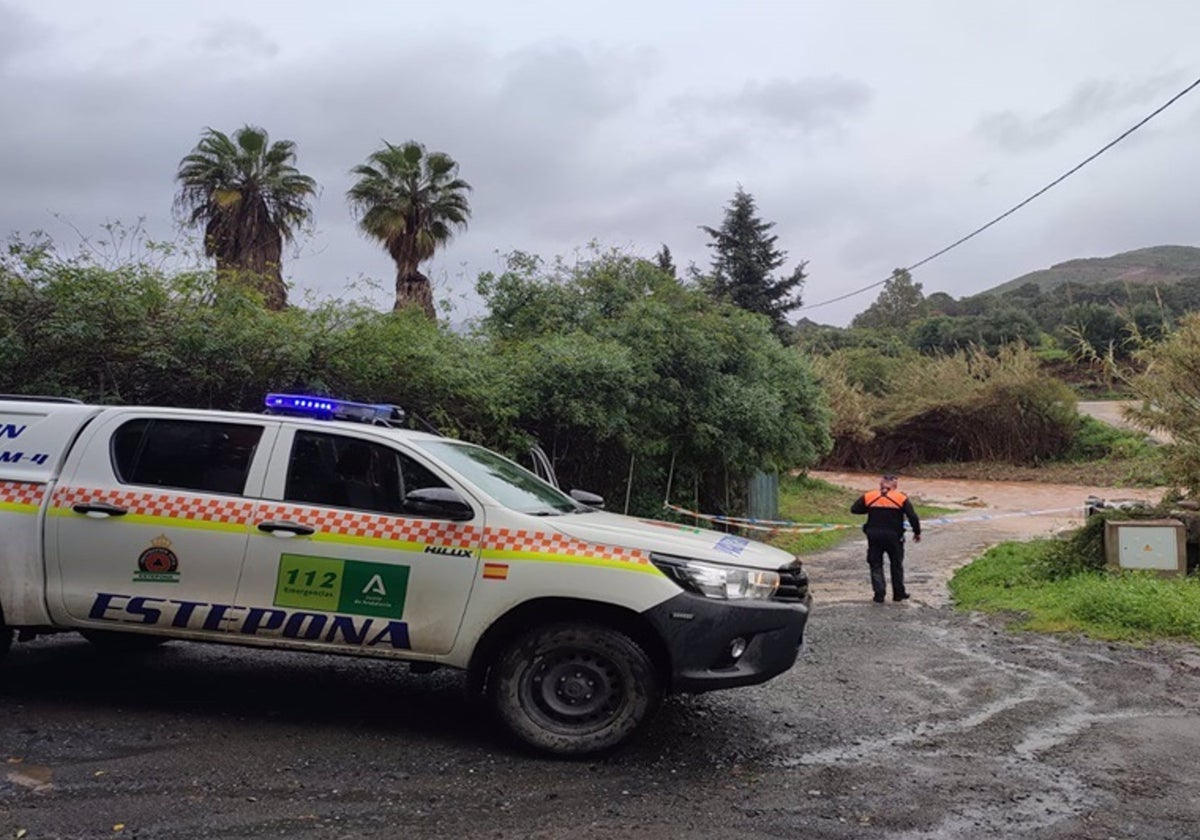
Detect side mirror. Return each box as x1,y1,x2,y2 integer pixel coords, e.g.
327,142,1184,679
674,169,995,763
569,489,605,509
404,487,474,521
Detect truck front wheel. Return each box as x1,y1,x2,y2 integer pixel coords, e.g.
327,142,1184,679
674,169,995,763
490,622,661,755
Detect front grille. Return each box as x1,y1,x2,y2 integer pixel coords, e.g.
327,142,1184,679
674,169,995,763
773,560,809,602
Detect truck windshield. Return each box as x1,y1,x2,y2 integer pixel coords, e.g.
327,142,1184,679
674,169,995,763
414,440,580,515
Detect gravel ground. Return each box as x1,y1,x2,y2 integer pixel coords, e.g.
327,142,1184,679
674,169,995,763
3,475,1196,840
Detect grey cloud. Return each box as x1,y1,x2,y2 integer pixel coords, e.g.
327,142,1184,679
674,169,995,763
975,73,1182,152
497,43,655,125
0,29,664,307
677,76,872,130
251,38,656,205
0,2,49,69
191,19,280,60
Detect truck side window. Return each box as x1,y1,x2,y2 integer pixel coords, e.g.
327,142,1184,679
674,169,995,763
112,419,264,495
285,431,447,516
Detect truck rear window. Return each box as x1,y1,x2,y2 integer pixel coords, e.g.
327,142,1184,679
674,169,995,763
112,418,264,495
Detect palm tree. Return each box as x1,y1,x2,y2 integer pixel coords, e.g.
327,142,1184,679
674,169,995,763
175,125,317,310
347,141,472,318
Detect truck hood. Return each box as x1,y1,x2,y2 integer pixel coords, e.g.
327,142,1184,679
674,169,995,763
543,510,795,570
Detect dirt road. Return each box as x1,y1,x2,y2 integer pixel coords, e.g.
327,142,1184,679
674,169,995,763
3,475,1197,840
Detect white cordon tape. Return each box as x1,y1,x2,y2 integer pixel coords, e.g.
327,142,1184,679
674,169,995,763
662,503,853,534
662,502,1088,535
919,506,1084,526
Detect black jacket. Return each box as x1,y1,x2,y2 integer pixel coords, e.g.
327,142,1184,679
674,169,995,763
850,489,921,539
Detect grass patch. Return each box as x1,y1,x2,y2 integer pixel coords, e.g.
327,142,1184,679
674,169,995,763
769,474,863,554
950,539,1200,643
1055,416,1165,486
770,474,952,555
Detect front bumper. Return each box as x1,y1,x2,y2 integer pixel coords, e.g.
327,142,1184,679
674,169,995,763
641,590,811,694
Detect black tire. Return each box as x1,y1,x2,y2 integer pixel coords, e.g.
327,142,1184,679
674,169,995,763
490,622,661,756
81,630,170,653
0,604,11,662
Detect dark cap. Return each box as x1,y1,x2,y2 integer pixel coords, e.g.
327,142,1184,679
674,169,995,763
881,473,897,482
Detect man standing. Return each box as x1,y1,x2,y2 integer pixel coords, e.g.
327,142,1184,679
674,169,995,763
851,474,921,603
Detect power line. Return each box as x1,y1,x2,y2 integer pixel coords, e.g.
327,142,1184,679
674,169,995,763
798,74,1200,313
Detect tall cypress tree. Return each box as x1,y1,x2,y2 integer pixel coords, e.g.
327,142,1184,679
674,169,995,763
701,187,806,335
654,244,678,279
852,268,926,329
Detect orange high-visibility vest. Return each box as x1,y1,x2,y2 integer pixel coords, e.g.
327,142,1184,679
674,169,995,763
863,489,907,509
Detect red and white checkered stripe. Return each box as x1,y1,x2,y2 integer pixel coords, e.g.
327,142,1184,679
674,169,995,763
52,486,254,525
482,527,649,564
255,503,481,543
50,485,649,565
0,480,47,507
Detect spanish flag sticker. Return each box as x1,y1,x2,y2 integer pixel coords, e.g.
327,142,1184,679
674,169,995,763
482,562,509,581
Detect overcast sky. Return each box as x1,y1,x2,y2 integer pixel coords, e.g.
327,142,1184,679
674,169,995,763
2,0,1198,326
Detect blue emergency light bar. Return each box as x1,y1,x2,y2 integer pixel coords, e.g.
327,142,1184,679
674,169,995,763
264,394,404,426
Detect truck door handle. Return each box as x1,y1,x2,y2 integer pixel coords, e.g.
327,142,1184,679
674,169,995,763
257,520,315,537
72,502,129,518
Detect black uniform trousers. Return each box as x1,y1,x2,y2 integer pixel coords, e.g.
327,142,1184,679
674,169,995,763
866,531,906,599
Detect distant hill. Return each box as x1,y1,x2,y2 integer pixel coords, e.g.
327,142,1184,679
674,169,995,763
985,245,1200,296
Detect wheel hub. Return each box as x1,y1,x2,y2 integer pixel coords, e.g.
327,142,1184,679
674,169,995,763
526,651,623,726
558,671,594,702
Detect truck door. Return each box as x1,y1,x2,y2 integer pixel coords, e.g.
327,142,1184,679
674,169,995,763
47,411,279,633
235,427,481,656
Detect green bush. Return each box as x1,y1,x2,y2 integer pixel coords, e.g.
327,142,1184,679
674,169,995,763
476,248,832,513
1126,313,1200,495
819,344,1080,468
1033,506,1166,580
1059,415,1154,462
836,347,903,397
0,240,509,442
1033,346,1072,363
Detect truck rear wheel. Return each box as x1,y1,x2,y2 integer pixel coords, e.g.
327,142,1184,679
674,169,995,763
81,630,169,653
0,606,10,661
490,622,661,755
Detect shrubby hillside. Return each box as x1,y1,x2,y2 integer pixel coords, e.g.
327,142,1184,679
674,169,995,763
799,246,1200,366
986,245,1200,296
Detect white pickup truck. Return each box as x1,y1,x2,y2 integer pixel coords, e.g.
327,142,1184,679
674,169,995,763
0,394,811,754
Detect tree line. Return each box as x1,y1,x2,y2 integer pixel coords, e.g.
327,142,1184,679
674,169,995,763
0,228,826,517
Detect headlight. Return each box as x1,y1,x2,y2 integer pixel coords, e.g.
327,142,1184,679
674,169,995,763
651,554,781,600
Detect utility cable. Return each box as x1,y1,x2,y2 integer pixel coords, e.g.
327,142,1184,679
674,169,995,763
798,74,1200,313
